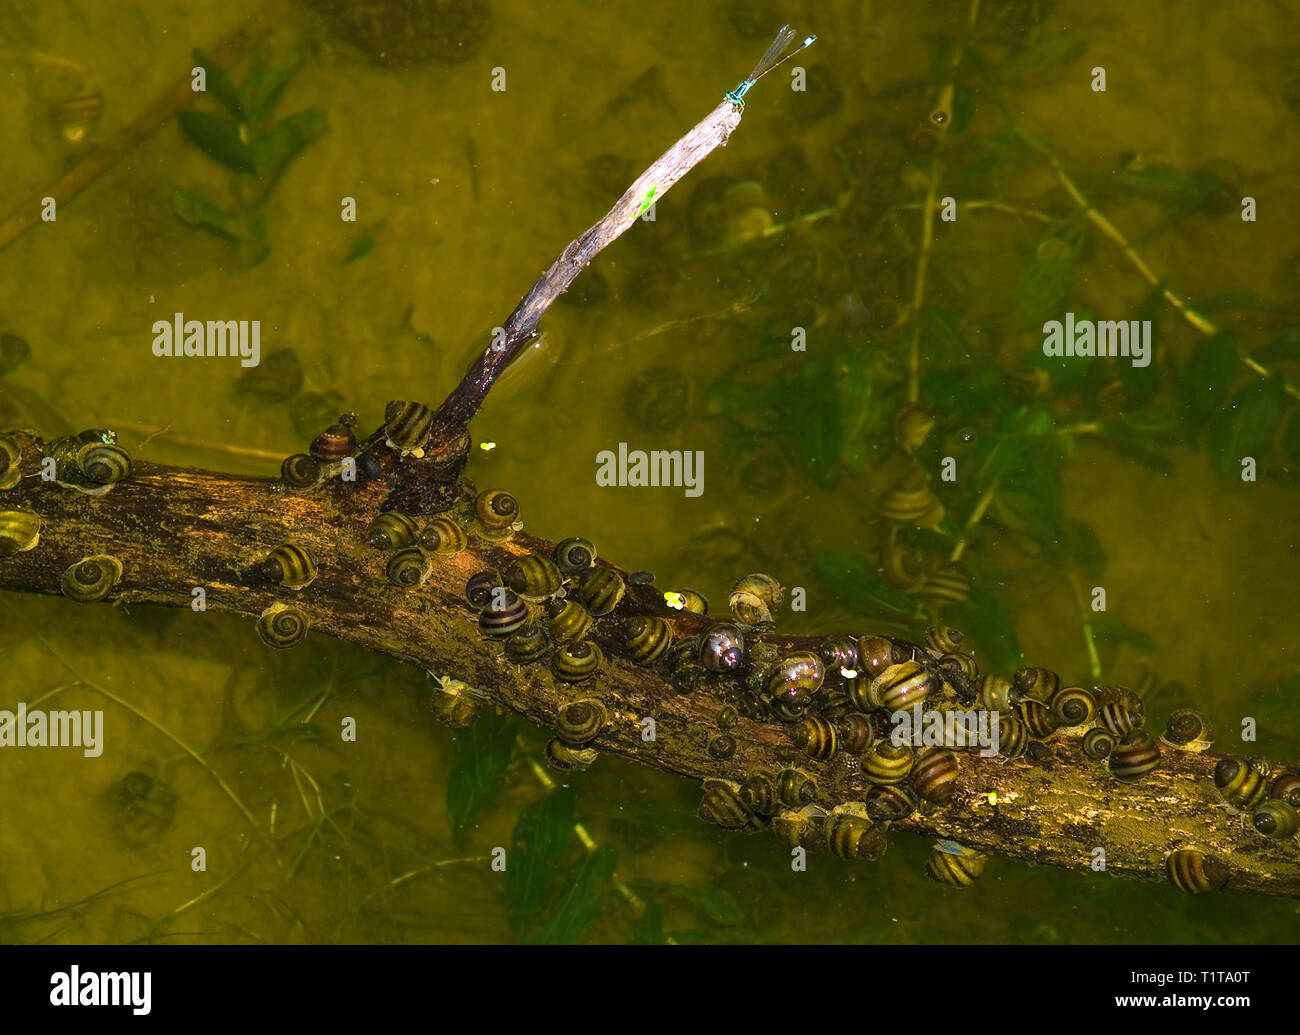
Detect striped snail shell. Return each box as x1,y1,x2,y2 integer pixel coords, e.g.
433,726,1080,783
1160,708,1213,752
664,588,709,615
1099,701,1144,738
1013,666,1061,704
818,635,860,677
77,441,132,485
1108,730,1160,781
387,547,432,588
0,508,40,556
548,599,593,644
257,603,309,649
1166,849,1229,895
870,661,931,711
938,651,979,682
429,677,481,728
369,511,420,550
820,687,855,722
913,746,959,803
260,543,318,590
844,672,875,713
980,673,1014,712
309,414,356,461
505,623,551,665
578,567,625,616
927,840,987,887
865,783,918,822
767,651,825,710
474,488,522,535
1251,799,1299,839
1082,727,1117,761
700,624,746,674
556,699,607,745
865,740,914,785
878,471,944,527
880,539,928,592
769,698,805,723
1051,686,1098,728
554,536,596,575
420,517,468,555
717,705,739,730
1018,698,1059,740
280,453,321,489
466,571,502,609
771,806,826,851
728,572,783,626
504,553,563,601
545,738,598,772
924,625,964,655
790,714,838,761
917,565,970,608
624,616,672,665
552,640,603,682
60,554,123,602
698,780,766,833
839,712,876,753
0,433,21,490
739,772,778,815
1095,685,1145,729
777,768,818,808
707,734,737,760
996,713,1028,758
383,400,434,456
856,635,898,679
826,813,888,861
1269,772,1300,808
479,588,528,638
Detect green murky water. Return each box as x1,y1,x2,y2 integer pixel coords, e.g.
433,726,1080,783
2,0,1299,943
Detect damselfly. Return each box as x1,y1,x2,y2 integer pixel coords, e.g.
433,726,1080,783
725,24,817,111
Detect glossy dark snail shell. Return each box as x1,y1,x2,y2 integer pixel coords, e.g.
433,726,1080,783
257,603,309,649
0,508,41,556
1251,799,1299,839
728,572,783,626
707,734,737,760
870,661,931,712
554,536,596,574
548,599,593,644
912,747,958,803
938,652,978,682
1166,848,1229,895
865,740,914,785
578,567,624,616
1018,699,1059,740
77,441,132,485
473,488,521,534
1099,701,1144,738
826,813,887,862
420,517,468,555
865,783,918,822
552,640,603,682
790,715,838,761
465,571,501,609
478,588,528,638
665,588,708,615
818,635,860,677
384,400,434,454
927,841,987,887
839,713,876,753
700,624,746,674
1051,686,1097,728
624,616,672,665
924,625,964,655
260,543,317,590
739,773,777,815
777,768,817,809
1013,666,1061,704
1269,773,1300,808
1108,731,1160,782
1160,708,1213,752
1082,727,1116,761
0,433,21,490
556,699,607,745
856,635,898,679
980,673,1014,712
505,623,551,665
60,554,123,602
545,739,598,772
504,553,563,602
996,714,1028,758
309,415,357,461
369,511,420,550
698,780,765,833
387,547,433,588
767,652,825,710
281,453,321,489
716,705,739,730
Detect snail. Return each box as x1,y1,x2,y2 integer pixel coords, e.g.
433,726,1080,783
624,616,672,665
1159,709,1213,752
870,661,931,711
1108,731,1160,782
818,635,860,677
826,812,887,862
546,739,598,772
878,472,944,528
0,508,41,556
551,640,603,682
479,588,527,638
1251,799,1299,839
716,705,739,730
700,624,746,674
1018,699,1059,740
996,714,1028,758
1269,772,1300,808
865,741,914,785
504,554,563,602
548,599,594,644
894,403,936,454
707,734,737,760
728,572,783,626
664,588,709,615
673,661,708,697
880,539,928,592
938,651,978,683
767,652,825,711
927,840,987,887
260,544,318,590
309,413,357,462
387,547,432,588
777,768,817,809
505,623,550,665
1081,727,1116,761
912,747,958,803
577,567,624,616
1099,701,1143,738
0,434,21,490
465,571,501,609
698,779,766,833
281,453,322,489
554,536,596,574
429,681,481,728
53,87,104,144
48,431,133,495
1165,848,1229,895
77,441,132,486
257,603,309,649
420,517,468,555
790,714,838,761
739,772,778,815
771,806,827,851
856,635,898,679
369,512,420,550
839,713,876,753
1013,666,1061,703
917,565,970,608
383,400,434,456
556,699,607,746
60,555,123,602
980,673,1014,712
1051,686,1097,729
864,783,918,822
473,488,522,537
924,625,964,655
1213,757,1269,812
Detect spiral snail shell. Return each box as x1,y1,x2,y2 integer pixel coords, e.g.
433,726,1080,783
554,536,596,574
1108,730,1160,781
624,616,672,665
739,772,778,816
556,699,607,746
926,840,987,887
420,517,468,555
309,414,357,461
280,453,321,490
818,635,860,677
260,543,318,590
717,705,739,730
895,403,935,454
1013,666,1061,704
855,636,898,679
826,812,888,861
505,623,551,665
912,746,959,803
504,553,563,602
917,565,970,608
1166,848,1229,895
924,625,964,655
1051,686,1097,728
473,488,522,536
0,433,21,490
383,400,434,456
700,624,746,674
1096,686,1145,735
552,640,603,682
479,588,528,638
996,714,1028,758
1213,757,1269,812
838,712,876,753
1251,799,1299,839
707,734,737,760
60,554,123,602
777,768,818,808
698,779,766,833
1081,727,1116,761
545,738,598,772
878,471,944,527
865,740,914,785
0,508,40,556
728,572,783,626
1160,708,1213,752
767,652,825,711
771,806,826,851
790,715,838,761
870,661,931,711
1269,773,1300,808
578,567,625,616
77,441,132,486
548,599,593,644
257,603,309,649
1018,699,1059,740
428,675,481,728
387,547,433,589
980,673,1014,712
864,783,917,822
465,571,501,609
369,512,420,551
664,588,709,615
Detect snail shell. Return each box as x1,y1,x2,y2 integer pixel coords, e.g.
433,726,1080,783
938,651,979,682
739,773,779,816
1251,799,1299,839
927,840,987,887
1051,686,1097,728
826,812,888,862
1108,730,1160,782
777,768,817,808
864,783,918,822
260,543,317,590
771,806,826,851
552,640,603,682
880,539,928,592
1166,848,1229,895
917,565,970,608
1099,701,1144,738
545,739,598,772
1160,708,1213,752
473,488,522,536
870,661,931,711
698,779,766,833
387,547,433,588
420,517,468,555
1018,698,1059,740
383,400,434,456
465,571,501,609
1081,727,1116,761
60,554,123,602
430,684,481,728
865,741,914,785
369,512,420,550
716,705,739,730
505,623,551,665
728,572,783,625
895,403,936,453
479,588,528,637
0,434,22,490
838,712,876,753
878,471,944,527
77,441,132,485
257,603,309,649
281,453,321,489
556,699,607,745
856,635,898,679
504,553,563,602
818,635,860,677
767,652,825,711
577,567,625,616
548,599,593,645
700,624,746,674
996,714,1028,758
309,414,357,461
664,588,709,615
1013,666,1061,704
1269,772,1300,808
980,673,1014,712
0,508,40,556
790,715,838,761
554,536,596,575
912,746,958,803
924,625,964,655
707,734,737,760
624,616,672,665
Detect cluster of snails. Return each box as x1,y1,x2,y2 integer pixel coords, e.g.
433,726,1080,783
280,412,368,489
47,428,133,496
1212,757,1300,843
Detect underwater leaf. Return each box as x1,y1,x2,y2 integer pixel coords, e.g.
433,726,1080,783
344,221,384,263
1090,616,1157,654
1203,373,1287,478
1113,165,1200,203
241,46,304,129
948,82,974,136
250,109,328,194
624,878,744,927
919,305,966,363
1004,30,1087,82
505,786,575,922
445,707,518,848
777,354,842,488
1177,330,1238,436
192,48,245,123
171,188,241,238
176,110,257,174
1117,288,1162,403
1192,292,1278,314
1012,251,1076,329
629,902,665,945
526,845,617,945
813,551,917,618
1093,418,1174,472
946,584,1022,673
1252,327,1300,364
